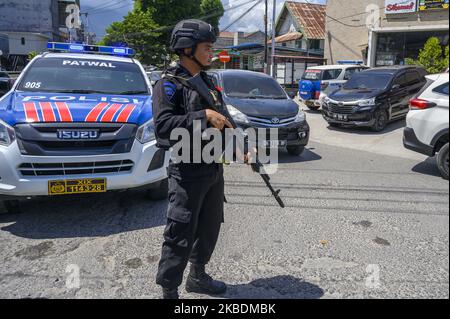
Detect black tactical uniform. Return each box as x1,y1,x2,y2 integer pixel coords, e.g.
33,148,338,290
153,20,228,299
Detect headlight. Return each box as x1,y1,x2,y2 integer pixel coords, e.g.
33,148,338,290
358,97,376,107
227,105,249,124
294,108,306,123
136,119,155,144
0,119,15,147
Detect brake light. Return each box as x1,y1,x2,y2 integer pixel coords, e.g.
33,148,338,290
409,98,437,110
314,91,321,99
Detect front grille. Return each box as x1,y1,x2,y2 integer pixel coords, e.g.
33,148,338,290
15,123,137,156
248,115,297,127
252,127,303,141
19,160,134,177
328,103,357,114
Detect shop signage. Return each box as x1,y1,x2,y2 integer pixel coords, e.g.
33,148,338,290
419,0,449,10
385,0,418,14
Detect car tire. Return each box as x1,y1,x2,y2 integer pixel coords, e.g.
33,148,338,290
371,110,388,132
147,178,169,201
437,143,449,180
2,200,21,214
287,145,305,156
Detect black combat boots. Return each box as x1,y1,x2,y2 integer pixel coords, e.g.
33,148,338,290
185,264,227,295
162,287,179,299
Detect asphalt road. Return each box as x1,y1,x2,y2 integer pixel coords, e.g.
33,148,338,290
0,128,448,298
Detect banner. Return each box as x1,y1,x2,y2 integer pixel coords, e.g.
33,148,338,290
385,0,418,14
419,0,450,10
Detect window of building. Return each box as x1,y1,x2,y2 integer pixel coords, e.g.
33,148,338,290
21,37,25,45
309,39,321,50
375,30,449,67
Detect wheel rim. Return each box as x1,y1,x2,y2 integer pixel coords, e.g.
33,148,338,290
445,150,449,174
377,113,387,130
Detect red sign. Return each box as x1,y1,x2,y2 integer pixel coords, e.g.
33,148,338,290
218,51,231,63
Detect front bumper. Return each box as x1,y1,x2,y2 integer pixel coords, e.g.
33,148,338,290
238,121,310,148
403,127,434,157
322,106,376,127
302,99,321,108
0,139,169,197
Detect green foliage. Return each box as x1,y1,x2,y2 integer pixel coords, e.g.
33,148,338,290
28,51,39,61
407,37,449,74
201,0,225,34
102,1,225,66
101,8,163,66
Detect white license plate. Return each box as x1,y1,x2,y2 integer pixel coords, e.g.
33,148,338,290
332,114,348,121
263,140,286,148
300,91,308,95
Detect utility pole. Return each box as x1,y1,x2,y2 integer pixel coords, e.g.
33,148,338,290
270,0,276,77
264,0,268,74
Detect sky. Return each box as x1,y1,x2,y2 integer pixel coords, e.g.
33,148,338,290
80,0,327,40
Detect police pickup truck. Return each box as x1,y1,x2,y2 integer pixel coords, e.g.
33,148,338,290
0,43,169,213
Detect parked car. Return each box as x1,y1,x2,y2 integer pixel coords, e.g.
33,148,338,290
404,73,449,180
209,70,310,156
299,63,369,110
322,66,428,132
0,71,11,97
147,70,163,87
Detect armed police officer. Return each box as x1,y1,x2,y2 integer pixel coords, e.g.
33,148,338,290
153,19,249,299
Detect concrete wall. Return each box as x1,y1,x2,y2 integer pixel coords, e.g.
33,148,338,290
0,0,59,38
3,32,49,55
278,13,297,36
325,0,449,65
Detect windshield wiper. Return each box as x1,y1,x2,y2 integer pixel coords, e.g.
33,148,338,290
61,89,111,94
117,90,149,95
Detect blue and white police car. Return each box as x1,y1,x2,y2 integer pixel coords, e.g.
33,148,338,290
0,43,169,212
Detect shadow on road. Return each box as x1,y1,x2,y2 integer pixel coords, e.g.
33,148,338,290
326,118,406,136
0,190,168,240
222,275,324,299
277,147,322,164
412,156,443,178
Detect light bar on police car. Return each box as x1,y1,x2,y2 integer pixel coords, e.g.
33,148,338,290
47,42,135,57
337,60,364,65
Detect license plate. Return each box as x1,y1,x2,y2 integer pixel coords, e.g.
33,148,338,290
263,140,286,148
48,178,107,196
300,91,308,95
332,113,348,121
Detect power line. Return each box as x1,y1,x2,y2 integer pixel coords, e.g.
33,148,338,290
107,0,262,38
87,1,133,16
82,0,130,14
223,0,263,31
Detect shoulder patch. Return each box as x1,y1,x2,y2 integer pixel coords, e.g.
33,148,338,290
163,81,177,102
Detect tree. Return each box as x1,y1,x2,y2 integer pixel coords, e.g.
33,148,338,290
200,0,225,35
405,37,449,74
100,8,163,66
28,51,39,61
137,0,202,45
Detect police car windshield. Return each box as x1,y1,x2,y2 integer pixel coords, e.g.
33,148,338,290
18,57,149,95
222,73,287,99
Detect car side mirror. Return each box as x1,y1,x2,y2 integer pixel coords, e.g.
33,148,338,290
392,84,401,91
